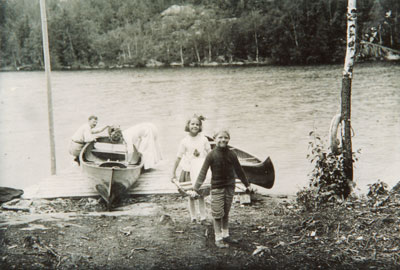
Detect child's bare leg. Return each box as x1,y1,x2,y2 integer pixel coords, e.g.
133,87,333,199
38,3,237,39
222,214,229,238
222,186,234,239
198,196,206,220
213,218,222,240
214,218,228,248
188,197,196,222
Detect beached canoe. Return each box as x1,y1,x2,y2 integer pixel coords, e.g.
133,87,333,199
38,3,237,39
206,136,275,189
0,187,24,203
80,137,143,209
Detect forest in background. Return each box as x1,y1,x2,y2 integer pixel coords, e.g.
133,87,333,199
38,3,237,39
1,0,399,70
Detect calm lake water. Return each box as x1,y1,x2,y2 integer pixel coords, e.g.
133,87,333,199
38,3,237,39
0,63,399,195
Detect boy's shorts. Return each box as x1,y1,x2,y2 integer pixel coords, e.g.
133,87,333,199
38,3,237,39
210,185,235,219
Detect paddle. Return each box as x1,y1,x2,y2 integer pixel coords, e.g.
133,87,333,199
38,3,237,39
171,178,199,198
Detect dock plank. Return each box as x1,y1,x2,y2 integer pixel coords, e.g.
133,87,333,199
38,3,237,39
23,161,178,199
22,163,258,200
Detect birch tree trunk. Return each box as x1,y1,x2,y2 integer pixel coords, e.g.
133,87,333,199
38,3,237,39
341,0,357,197
127,43,131,59
290,14,299,48
134,36,138,57
207,33,212,62
180,44,184,65
12,51,17,69
166,45,170,63
194,42,200,63
254,31,259,62
66,29,76,64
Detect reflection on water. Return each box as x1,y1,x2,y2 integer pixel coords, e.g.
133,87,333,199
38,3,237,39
0,63,399,194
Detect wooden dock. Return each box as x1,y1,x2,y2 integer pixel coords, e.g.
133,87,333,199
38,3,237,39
23,160,178,199
22,159,273,200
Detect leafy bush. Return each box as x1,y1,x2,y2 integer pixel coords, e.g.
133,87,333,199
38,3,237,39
296,188,318,211
366,180,389,207
297,131,358,210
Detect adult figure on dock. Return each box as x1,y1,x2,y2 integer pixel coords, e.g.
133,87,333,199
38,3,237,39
122,122,163,170
69,115,109,164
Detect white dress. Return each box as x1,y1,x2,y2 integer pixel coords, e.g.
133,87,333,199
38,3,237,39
177,133,211,184
122,123,163,169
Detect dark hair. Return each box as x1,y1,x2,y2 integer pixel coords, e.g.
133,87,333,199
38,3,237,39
184,114,205,132
88,115,98,121
108,126,123,143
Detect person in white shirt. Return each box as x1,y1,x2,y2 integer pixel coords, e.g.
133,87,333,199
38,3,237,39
122,122,163,170
69,115,109,164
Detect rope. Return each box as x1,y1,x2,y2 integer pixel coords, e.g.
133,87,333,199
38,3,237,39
328,114,342,155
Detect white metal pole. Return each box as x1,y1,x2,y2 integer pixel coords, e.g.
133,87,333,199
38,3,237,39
39,0,57,175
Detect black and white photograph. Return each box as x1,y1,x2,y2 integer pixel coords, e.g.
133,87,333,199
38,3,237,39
0,0,399,269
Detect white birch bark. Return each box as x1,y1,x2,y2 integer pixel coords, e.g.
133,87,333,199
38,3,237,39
343,0,357,78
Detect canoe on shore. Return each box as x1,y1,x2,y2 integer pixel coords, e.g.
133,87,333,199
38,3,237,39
80,137,143,210
206,136,275,189
0,187,24,203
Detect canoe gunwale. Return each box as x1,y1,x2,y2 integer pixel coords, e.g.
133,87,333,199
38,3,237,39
79,138,144,209
205,135,275,189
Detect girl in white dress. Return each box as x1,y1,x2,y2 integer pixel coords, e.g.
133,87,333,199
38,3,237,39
171,115,211,223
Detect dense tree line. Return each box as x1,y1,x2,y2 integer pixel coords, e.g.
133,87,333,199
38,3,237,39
1,0,399,70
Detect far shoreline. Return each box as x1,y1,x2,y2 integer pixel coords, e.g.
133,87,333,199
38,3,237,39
1,59,398,72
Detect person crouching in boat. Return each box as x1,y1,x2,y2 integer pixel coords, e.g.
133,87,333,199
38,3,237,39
108,126,141,165
69,115,109,165
192,129,254,248
122,122,163,170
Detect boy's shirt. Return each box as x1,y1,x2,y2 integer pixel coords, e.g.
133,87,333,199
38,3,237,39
194,146,249,190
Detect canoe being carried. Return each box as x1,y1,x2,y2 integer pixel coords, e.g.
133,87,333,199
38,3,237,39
206,136,275,189
80,136,143,209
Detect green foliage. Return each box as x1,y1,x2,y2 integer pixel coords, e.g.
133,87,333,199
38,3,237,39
1,0,399,69
297,131,358,211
